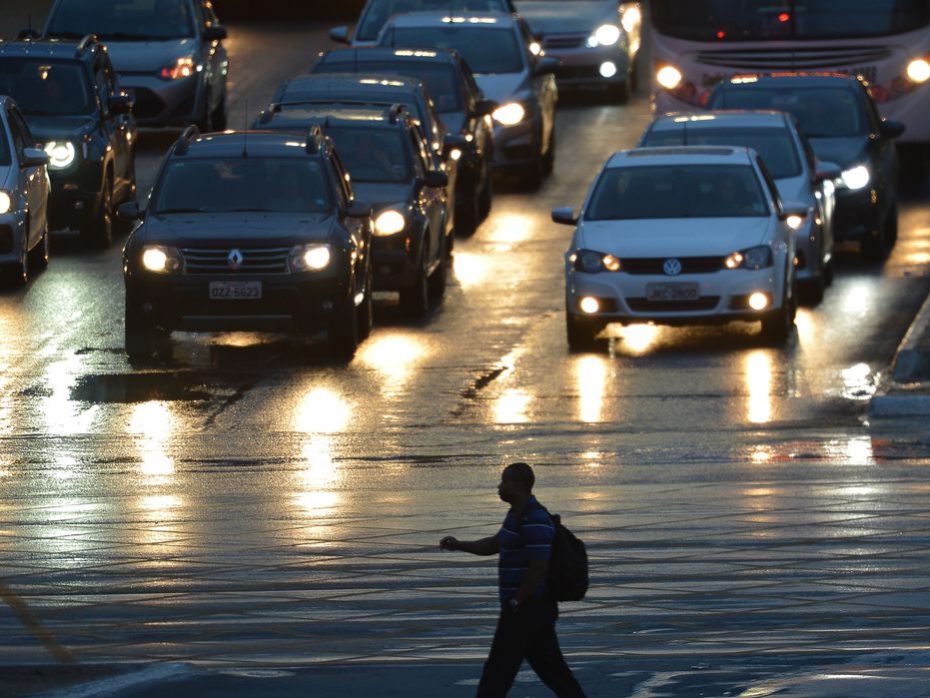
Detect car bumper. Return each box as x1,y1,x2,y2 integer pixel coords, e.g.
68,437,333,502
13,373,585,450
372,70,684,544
548,46,631,88
48,166,102,230
492,113,542,169
125,273,351,333
792,218,826,283
371,232,422,290
832,186,882,242
119,74,202,127
566,266,787,327
0,210,28,262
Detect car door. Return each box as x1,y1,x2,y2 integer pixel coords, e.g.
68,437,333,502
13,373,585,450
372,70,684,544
330,152,368,290
797,125,834,257
8,106,45,247
200,0,228,113
859,85,898,205
520,19,557,154
100,57,133,198
410,126,444,258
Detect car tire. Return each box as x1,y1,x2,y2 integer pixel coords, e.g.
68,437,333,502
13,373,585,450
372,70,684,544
861,204,897,261
1,236,29,288
522,157,545,192
823,258,835,287
427,234,448,302
760,286,795,345
542,129,556,177
125,302,156,360
27,218,50,270
799,270,824,307
80,174,113,249
211,93,228,132
609,78,631,104
478,165,493,221
400,244,430,317
356,262,373,341
566,314,604,352
328,291,360,360
456,176,480,237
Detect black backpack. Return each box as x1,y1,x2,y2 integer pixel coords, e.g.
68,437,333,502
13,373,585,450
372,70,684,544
521,503,589,602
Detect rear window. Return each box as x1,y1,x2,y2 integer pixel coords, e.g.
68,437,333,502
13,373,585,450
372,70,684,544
0,59,94,116
709,86,866,138
47,0,195,41
385,27,524,74
324,126,413,183
586,164,770,221
642,127,802,180
155,158,331,215
314,61,462,112
355,0,511,41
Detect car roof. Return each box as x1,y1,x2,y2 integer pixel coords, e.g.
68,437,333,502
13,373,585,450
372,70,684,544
607,146,756,168
273,104,410,128
279,74,424,103
177,131,323,159
650,111,791,131
385,11,517,29
318,46,461,65
717,73,863,89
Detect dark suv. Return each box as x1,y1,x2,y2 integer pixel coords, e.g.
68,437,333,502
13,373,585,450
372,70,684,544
0,36,137,247
260,104,451,316
43,0,229,130
311,47,496,235
120,128,374,360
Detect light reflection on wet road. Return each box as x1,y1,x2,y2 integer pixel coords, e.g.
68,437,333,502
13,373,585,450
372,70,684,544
0,20,929,687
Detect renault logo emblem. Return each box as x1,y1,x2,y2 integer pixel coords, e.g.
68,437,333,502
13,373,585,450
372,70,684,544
227,249,244,270
663,258,682,276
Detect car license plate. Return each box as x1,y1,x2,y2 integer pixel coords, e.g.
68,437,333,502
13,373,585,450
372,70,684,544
646,282,699,302
209,281,262,300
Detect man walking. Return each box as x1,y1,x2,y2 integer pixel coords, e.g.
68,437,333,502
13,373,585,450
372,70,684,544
440,462,586,697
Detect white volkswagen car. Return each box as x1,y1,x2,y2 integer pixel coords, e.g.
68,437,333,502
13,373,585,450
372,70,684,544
555,146,803,350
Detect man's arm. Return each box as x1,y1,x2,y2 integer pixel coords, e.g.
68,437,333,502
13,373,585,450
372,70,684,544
439,535,499,556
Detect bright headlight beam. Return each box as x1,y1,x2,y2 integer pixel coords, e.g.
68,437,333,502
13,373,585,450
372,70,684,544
303,246,331,270
374,210,406,236
492,102,525,126
142,248,168,272
593,24,621,46
786,214,804,230
656,65,683,90
841,165,870,191
0,192,11,215
44,141,75,169
907,58,930,83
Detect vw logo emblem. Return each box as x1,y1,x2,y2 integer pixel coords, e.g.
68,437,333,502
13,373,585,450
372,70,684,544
227,249,244,270
663,258,682,276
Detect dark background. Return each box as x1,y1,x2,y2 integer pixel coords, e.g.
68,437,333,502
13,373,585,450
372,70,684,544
214,0,364,20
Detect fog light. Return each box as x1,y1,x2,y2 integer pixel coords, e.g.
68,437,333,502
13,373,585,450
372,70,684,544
748,292,769,311
579,296,600,314
599,61,617,79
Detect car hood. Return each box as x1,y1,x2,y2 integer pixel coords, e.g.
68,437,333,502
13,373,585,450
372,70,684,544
515,0,615,35
107,38,198,73
577,218,773,256
807,135,869,170
352,182,414,212
25,115,95,142
774,175,814,210
474,73,529,104
141,213,336,245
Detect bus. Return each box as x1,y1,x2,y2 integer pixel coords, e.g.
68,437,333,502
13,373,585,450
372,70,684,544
649,0,930,144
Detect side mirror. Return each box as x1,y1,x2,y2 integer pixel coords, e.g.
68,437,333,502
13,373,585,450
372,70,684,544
814,161,841,182
880,120,906,139
475,99,498,117
347,200,371,218
203,25,228,42
20,147,49,168
551,207,578,225
329,26,350,44
421,170,449,189
534,56,559,75
108,93,134,115
117,201,142,221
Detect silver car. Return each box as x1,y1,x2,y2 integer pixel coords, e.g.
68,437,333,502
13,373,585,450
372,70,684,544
639,110,841,304
0,97,50,287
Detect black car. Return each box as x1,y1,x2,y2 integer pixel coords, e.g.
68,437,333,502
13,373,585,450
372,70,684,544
43,0,230,130
119,127,374,360
256,104,451,317
708,73,904,260
311,47,496,235
0,36,137,248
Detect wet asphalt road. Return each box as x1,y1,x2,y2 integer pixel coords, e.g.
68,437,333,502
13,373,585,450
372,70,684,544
2,20,930,697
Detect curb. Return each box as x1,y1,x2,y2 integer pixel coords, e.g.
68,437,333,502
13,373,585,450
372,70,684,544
33,663,193,698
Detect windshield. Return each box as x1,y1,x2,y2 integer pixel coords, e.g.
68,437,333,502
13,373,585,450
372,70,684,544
586,164,769,220
0,122,10,166
47,0,195,41
642,127,801,179
0,60,94,116
314,62,463,112
652,0,930,41
155,158,331,214
709,87,866,138
324,126,413,183
356,0,511,40
385,27,524,74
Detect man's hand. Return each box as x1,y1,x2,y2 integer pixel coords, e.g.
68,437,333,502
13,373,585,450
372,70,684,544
439,536,460,551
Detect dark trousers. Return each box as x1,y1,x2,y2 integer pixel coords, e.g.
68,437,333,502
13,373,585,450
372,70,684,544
476,596,586,698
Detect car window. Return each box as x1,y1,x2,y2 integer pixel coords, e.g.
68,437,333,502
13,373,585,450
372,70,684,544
755,157,783,212
314,60,463,113
386,27,525,74
47,0,196,41
324,126,413,183
0,115,13,165
0,59,94,116
9,108,35,152
643,127,802,180
355,0,511,41
154,158,331,214
329,150,354,205
586,164,770,220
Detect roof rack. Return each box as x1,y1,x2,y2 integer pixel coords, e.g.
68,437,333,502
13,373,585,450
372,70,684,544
387,103,406,124
75,34,98,57
15,28,40,41
173,125,200,156
306,124,324,155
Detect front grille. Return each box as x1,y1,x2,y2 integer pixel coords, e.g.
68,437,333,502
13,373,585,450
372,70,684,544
181,247,292,275
556,65,602,80
696,46,891,72
627,297,720,312
622,257,724,275
130,87,166,120
0,225,12,254
543,33,587,50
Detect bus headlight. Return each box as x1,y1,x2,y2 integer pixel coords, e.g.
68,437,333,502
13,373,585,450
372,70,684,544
587,24,621,47
492,102,526,126
841,164,870,191
907,58,930,84
43,141,76,169
656,65,683,90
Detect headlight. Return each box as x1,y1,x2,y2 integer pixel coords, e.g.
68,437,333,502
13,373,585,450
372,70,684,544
785,214,805,230
841,164,870,191
0,191,11,215
656,65,683,90
159,56,196,80
492,102,526,126
289,244,332,272
573,249,621,273
374,209,406,236
587,24,621,48
907,58,930,84
725,245,772,271
621,5,641,34
43,141,76,169
141,245,183,274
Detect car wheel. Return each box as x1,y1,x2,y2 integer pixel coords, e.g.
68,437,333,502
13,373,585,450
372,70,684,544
328,292,359,360
1,235,29,287
566,314,604,352
427,234,448,302
799,268,825,307
80,174,113,249
400,245,430,317
522,157,545,192
478,165,493,220
609,78,631,104
456,183,480,237
27,218,50,270
356,262,373,341
211,92,228,132
125,301,156,360
196,90,213,133
861,204,897,261
760,287,795,345
823,258,835,287
542,129,556,177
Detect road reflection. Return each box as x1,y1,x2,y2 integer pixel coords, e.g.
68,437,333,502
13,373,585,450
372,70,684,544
294,387,352,434
575,355,609,423
44,356,98,436
745,351,774,425
358,333,429,397
129,401,175,480
493,388,532,424
294,387,349,520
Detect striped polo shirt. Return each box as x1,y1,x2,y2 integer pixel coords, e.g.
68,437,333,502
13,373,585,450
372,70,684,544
498,497,555,603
